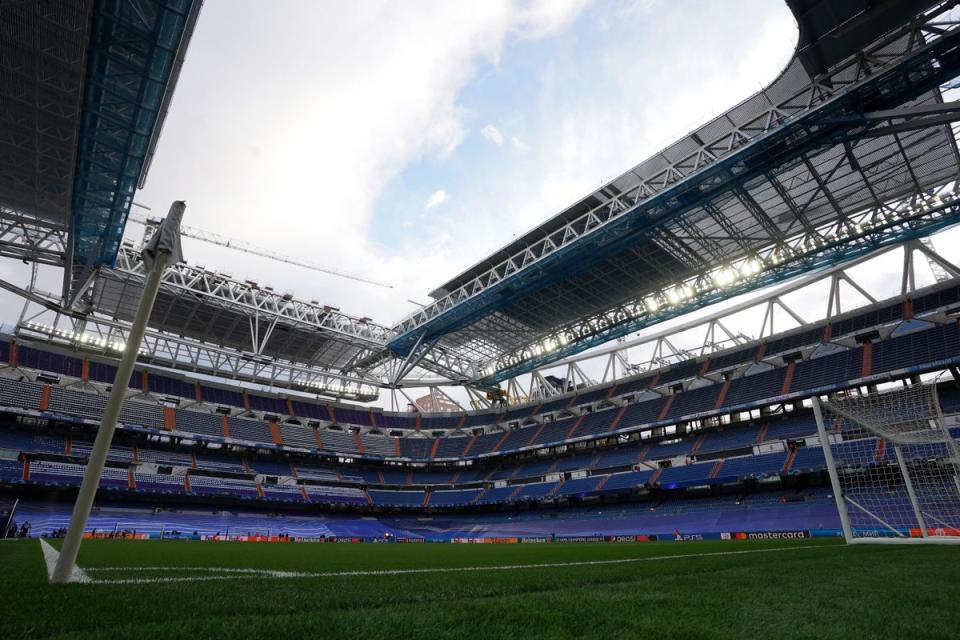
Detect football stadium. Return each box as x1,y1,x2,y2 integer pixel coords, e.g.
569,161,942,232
2,0,960,637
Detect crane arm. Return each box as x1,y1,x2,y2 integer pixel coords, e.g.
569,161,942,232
128,213,394,289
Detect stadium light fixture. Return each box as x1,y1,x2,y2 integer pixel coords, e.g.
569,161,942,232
20,323,138,355
477,184,960,383
303,377,378,401
711,267,736,288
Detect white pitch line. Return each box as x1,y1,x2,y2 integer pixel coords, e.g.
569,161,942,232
87,567,306,578
39,539,91,584
86,567,289,573
81,543,842,585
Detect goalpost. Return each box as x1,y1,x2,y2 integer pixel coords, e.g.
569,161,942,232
812,382,960,544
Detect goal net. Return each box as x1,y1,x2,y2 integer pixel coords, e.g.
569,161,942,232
812,383,960,543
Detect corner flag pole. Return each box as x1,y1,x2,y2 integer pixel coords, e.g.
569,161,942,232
52,201,185,583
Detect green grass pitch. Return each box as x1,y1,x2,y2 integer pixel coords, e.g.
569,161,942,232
1,538,958,639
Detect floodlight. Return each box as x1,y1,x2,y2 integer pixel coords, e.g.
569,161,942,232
711,268,735,288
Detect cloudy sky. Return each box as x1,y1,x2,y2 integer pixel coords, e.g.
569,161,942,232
132,0,802,323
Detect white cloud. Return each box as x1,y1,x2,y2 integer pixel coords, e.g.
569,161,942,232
127,0,601,328
425,189,450,209
461,0,802,246
514,0,594,39
131,3,486,315
511,136,530,152
480,124,504,145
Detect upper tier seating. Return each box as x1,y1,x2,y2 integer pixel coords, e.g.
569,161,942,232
513,481,559,500
69,440,133,463
553,476,604,496
187,474,259,499
201,385,244,408
2,285,953,433
29,461,129,490
248,394,287,415
646,439,695,461
361,433,395,457
698,424,761,454
16,347,84,379
260,483,305,502
317,428,359,455
715,451,788,480
533,419,577,447
368,489,425,507
48,386,106,420
706,345,759,373
290,400,331,421
419,414,462,430
429,488,482,507
292,463,340,482
278,423,315,449
434,435,471,458
466,431,507,456
118,400,164,430
333,407,373,428
192,452,244,473
724,368,787,407
0,378,42,411
762,416,818,441
618,397,669,430
135,447,192,466
175,410,223,438
0,458,21,482
0,430,64,455
601,469,655,492
399,437,432,459
789,346,863,394
657,460,715,487
0,293,958,465
871,322,960,373
411,469,457,485
831,302,902,338
249,458,292,476
592,447,642,471
474,486,520,504
789,446,827,473
148,373,195,399
668,384,721,418
225,416,272,443
304,484,367,505
572,408,621,439
759,325,823,358
134,471,186,493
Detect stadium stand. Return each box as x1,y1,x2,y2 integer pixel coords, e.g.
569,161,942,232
174,410,224,438
133,472,186,494
0,315,957,469
5,0,960,569
1,269,960,539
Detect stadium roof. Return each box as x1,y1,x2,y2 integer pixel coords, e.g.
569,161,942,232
388,0,960,386
5,0,960,401
89,241,392,373
0,0,201,301
424,0,943,306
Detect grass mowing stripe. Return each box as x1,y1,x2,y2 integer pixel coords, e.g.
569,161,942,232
3,539,956,639
79,542,842,585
